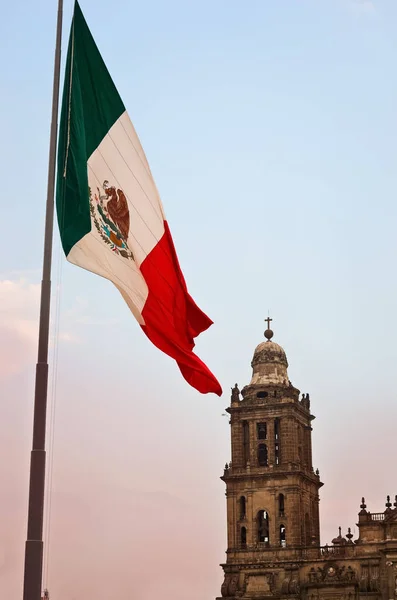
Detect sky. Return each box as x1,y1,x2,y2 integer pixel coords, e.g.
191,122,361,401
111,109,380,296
1,0,397,597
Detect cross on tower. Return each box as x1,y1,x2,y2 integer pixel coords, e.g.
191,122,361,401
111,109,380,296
265,317,273,330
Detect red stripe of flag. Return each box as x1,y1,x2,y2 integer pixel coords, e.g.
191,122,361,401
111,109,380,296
140,221,222,396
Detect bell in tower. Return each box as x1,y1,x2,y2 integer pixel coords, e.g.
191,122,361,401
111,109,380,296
218,320,323,599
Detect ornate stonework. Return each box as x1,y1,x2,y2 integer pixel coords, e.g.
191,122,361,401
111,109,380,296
216,326,397,600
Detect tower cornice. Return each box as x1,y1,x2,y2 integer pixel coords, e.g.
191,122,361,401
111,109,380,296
226,400,315,422
221,467,323,489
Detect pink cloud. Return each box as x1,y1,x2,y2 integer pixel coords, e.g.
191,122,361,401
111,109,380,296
0,279,40,379
0,279,79,381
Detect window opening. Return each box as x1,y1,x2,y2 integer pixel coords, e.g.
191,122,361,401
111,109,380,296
279,493,285,516
241,526,247,548
239,496,246,519
258,443,268,466
257,510,270,544
275,442,280,465
274,418,280,440
257,422,267,440
280,524,286,547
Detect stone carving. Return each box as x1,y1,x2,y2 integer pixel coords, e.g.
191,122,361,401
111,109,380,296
301,393,310,410
229,574,239,595
231,383,240,403
359,568,369,593
290,578,300,594
308,564,357,585
281,571,299,594
369,572,380,591
221,574,230,597
221,573,239,597
281,576,290,594
346,566,355,581
359,564,380,592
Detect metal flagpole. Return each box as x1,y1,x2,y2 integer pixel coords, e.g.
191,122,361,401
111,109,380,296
23,0,64,598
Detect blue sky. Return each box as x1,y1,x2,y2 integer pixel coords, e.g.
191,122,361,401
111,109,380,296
1,0,397,598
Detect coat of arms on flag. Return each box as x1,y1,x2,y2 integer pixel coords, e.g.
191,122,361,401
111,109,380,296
89,182,134,261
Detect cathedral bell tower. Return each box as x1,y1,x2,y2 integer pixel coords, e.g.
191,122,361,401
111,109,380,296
218,320,323,599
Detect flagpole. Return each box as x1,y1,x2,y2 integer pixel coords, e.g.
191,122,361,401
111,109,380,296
23,0,63,598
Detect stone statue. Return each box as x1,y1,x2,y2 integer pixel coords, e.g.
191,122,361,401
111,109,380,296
301,393,311,410
231,383,240,403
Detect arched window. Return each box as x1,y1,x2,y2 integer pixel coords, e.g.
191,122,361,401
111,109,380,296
258,444,268,466
279,493,285,516
257,510,270,544
257,423,267,440
280,524,286,547
240,526,247,548
239,496,246,519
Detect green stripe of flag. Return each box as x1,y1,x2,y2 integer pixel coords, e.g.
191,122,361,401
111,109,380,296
56,0,125,256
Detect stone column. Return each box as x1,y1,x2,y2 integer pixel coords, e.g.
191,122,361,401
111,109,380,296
247,491,254,546
227,490,238,549
267,419,275,466
231,419,243,467
307,425,313,471
249,419,256,467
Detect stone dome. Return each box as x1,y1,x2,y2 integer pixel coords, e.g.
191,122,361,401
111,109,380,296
250,340,289,386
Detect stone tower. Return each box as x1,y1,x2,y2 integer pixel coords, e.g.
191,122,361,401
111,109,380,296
217,322,397,600
218,321,323,597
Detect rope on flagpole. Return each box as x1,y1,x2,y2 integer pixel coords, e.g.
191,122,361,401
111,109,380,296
63,15,75,178
42,232,64,591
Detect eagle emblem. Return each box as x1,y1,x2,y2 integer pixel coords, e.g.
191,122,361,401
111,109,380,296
89,181,134,260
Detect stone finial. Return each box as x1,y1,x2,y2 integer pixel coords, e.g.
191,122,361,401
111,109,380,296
332,526,344,545
394,495,397,509
386,495,392,510
264,316,274,340
346,527,353,543
359,497,368,517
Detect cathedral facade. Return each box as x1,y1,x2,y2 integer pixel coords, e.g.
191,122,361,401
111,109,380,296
217,323,397,600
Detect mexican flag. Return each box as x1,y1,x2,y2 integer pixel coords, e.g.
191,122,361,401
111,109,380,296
56,1,222,396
